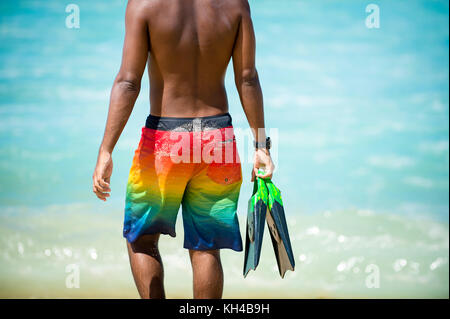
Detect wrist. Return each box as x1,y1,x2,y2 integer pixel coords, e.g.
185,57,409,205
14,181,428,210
253,136,271,150
99,146,113,156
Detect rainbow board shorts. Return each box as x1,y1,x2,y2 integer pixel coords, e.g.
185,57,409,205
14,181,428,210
123,112,243,251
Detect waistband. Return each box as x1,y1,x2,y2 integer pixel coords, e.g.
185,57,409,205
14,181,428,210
145,112,233,131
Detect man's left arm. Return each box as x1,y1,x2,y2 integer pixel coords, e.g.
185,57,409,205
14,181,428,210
93,0,149,201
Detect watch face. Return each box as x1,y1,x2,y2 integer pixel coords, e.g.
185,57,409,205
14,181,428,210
254,137,271,149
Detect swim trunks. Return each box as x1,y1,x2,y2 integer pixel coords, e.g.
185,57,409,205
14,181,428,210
123,112,243,251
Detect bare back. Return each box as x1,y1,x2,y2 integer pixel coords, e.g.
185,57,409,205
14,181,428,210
143,0,243,117
96,0,273,207
98,0,263,157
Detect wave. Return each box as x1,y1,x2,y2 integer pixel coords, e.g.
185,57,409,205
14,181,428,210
0,203,448,298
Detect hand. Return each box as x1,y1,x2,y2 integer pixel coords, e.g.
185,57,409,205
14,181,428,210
251,148,275,181
93,150,113,201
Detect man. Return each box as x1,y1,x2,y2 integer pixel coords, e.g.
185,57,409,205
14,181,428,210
92,0,274,299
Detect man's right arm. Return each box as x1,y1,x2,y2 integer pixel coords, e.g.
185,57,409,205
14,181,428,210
232,0,274,180
93,0,149,201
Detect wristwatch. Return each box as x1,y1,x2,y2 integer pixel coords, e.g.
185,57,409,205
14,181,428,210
254,137,271,150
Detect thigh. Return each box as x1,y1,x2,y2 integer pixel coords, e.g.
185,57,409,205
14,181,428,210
181,159,243,251
123,128,193,243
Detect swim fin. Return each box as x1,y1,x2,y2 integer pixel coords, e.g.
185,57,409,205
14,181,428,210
265,179,295,278
243,175,268,277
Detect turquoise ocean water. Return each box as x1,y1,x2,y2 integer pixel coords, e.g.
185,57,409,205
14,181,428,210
0,0,448,298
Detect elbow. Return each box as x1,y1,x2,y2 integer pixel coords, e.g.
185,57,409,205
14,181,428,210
115,74,141,93
236,68,259,87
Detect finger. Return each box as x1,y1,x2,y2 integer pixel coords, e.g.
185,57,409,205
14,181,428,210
252,167,260,181
92,177,106,201
93,189,108,201
257,171,272,179
254,167,266,177
99,178,110,187
93,183,110,198
98,179,111,192
256,166,273,179
94,177,110,193
93,186,110,198
94,191,109,201
94,189,111,198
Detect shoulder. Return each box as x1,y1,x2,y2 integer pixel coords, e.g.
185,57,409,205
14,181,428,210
127,0,156,8
239,0,251,12
126,0,158,17
224,0,251,19
227,0,250,11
